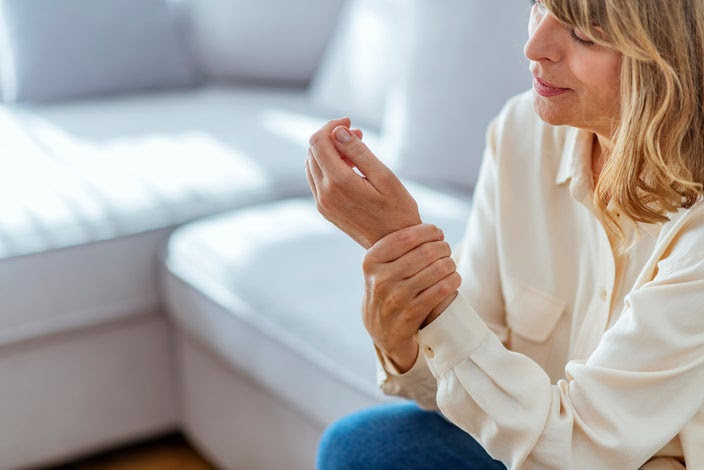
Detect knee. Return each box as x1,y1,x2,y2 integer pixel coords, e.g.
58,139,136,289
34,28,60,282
317,413,367,470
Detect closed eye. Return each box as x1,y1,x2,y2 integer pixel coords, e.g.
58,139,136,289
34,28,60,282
570,29,595,47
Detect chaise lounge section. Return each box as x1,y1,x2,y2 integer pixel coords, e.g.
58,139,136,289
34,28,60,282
0,0,529,468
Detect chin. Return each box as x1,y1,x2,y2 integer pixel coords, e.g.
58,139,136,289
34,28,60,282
532,93,570,126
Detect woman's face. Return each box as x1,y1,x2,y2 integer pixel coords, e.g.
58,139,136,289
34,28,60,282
524,1,622,138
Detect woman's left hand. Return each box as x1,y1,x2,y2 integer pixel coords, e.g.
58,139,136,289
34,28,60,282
362,224,461,372
306,117,421,249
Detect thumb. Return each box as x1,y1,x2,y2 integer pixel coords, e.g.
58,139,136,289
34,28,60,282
332,125,389,181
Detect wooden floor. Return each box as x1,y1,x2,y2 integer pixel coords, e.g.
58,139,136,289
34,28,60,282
52,434,215,470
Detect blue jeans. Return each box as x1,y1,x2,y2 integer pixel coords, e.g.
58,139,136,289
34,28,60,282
317,401,507,469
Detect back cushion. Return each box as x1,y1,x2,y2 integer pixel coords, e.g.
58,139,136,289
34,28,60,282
0,0,198,103
308,0,407,129
186,0,345,85
385,0,532,191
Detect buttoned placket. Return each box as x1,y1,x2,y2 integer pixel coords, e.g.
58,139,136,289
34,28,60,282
564,139,618,360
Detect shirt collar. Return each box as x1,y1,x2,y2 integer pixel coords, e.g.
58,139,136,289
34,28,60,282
555,126,597,206
555,126,594,186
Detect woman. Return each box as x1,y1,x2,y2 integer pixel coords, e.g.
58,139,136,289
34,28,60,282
305,0,704,468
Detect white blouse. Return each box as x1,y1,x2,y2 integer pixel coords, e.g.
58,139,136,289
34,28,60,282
378,91,704,470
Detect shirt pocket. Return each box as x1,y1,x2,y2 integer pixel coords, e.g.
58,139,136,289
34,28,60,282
505,280,566,343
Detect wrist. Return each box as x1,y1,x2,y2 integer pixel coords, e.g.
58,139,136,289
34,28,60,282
422,290,458,329
383,339,419,374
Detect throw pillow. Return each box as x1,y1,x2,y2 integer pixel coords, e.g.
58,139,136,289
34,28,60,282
185,0,345,86
0,0,198,103
308,0,408,129
384,0,532,192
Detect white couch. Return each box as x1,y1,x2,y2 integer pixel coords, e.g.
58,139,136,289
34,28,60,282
0,1,529,468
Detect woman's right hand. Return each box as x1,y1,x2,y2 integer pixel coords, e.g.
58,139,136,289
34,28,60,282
362,224,462,373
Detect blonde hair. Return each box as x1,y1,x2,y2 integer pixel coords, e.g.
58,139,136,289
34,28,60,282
543,0,704,241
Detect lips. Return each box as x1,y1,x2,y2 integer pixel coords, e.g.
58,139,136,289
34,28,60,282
533,76,571,97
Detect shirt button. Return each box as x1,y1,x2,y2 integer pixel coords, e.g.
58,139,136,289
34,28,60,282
600,288,608,301
423,345,435,358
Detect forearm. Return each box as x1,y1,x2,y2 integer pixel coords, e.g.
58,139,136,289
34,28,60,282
420,290,704,469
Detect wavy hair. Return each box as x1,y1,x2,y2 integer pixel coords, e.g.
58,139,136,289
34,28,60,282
542,0,704,241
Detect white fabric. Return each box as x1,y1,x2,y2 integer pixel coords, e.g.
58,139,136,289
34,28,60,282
162,187,471,426
0,315,176,469
308,0,407,128
184,0,345,84
380,91,702,469
176,332,322,470
0,0,197,102
0,230,167,348
384,0,531,191
0,86,327,259
0,85,346,346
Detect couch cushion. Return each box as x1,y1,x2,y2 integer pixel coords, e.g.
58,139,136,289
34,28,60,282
384,0,531,192
161,185,472,426
308,0,407,129
185,0,345,85
0,0,197,103
0,85,354,346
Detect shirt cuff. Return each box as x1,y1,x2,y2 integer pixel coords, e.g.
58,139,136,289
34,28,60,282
417,291,491,377
375,345,430,394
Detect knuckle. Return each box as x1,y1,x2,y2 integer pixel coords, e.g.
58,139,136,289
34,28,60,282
385,288,404,310
395,229,416,249
346,139,367,155
308,132,322,147
328,170,351,189
442,257,457,274
433,280,452,298
316,192,331,212
431,258,452,279
316,199,334,219
438,273,461,296
449,272,462,289
362,254,382,274
376,171,394,187
418,242,437,261
371,274,391,297
439,240,452,255
422,223,439,235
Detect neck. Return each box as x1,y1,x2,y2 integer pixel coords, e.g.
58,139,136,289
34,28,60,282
592,133,613,184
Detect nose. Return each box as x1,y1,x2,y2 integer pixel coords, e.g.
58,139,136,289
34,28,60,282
524,8,564,64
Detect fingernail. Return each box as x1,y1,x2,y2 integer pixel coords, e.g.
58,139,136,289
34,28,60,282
334,126,352,144
438,228,444,240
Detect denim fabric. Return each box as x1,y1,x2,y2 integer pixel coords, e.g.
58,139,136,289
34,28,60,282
317,401,507,469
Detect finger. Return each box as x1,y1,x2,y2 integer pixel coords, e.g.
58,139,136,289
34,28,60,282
403,255,456,294
331,125,391,185
393,241,452,280
307,148,324,183
316,126,360,167
305,158,319,199
366,224,444,264
414,271,462,315
309,118,353,174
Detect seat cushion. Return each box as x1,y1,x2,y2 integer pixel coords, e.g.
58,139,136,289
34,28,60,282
161,184,472,425
0,85,351,346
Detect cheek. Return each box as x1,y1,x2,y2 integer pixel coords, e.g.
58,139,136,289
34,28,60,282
573,56,621,101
